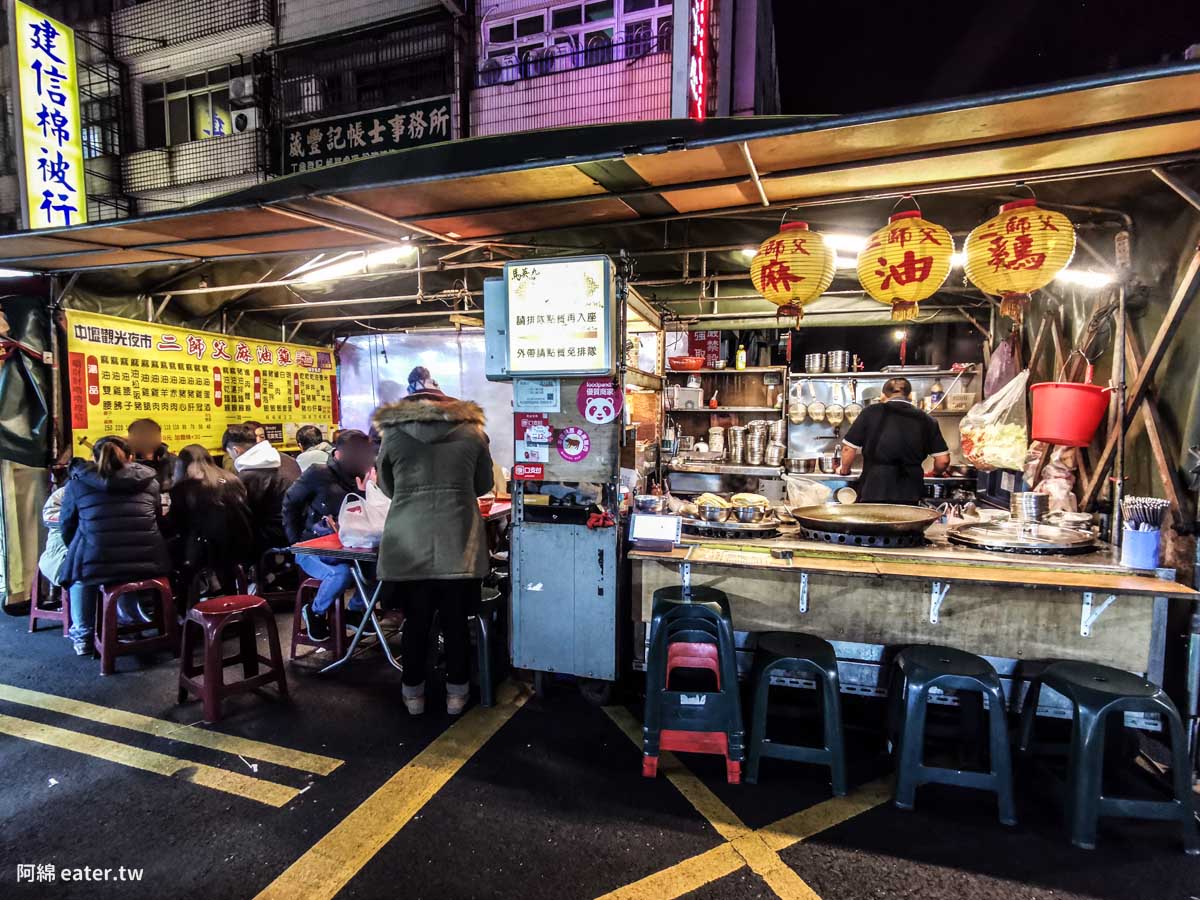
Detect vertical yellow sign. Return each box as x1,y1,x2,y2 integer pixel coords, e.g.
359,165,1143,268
13,0,88,229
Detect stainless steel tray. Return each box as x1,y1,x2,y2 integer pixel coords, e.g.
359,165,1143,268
682,516,782,534
947,521,1098,554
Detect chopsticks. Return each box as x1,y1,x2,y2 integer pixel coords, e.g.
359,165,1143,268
1121,496,1169,531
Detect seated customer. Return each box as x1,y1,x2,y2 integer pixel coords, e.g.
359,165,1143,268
127,418,178,493
166,444,254,605
222,424,299,561
242,419,301,480
282,429,375,640
295,425,333,472
59,436,171,655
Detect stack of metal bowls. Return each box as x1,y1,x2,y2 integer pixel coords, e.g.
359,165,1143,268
745,423,768,465
804,353,826,373
769,419,787,444
727,426,747,464
828,351,851,373
707,426,726,457
1010,491,1049,522
765,442,787,466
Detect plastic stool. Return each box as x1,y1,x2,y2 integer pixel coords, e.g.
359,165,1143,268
1019,660,1199,854
178,594,288,724
290,578,347,660
643,585,743,784
92,578,178,676
745,632,847,795
889,644,1016,825
28,573,69,635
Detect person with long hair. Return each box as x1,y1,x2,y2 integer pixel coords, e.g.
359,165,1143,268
59,435,171,656
166,444,254,605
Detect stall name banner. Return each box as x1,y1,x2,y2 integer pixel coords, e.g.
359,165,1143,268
11,0,88,228
65,311,338,454
284,96,452,174
505,256,613,377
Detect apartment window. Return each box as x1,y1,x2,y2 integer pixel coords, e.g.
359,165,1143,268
142,63,247,148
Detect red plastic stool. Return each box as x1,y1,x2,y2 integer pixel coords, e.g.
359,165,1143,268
28,573,69,635
93,578,178,676
178,595,288,723
290,578,348,660
666,642,721,688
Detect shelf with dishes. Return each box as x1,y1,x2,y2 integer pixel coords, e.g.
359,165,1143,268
670,406,782,413
790,367,978,380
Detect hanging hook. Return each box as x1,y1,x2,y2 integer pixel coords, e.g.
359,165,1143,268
890,193,921,215
1012,182,1038,200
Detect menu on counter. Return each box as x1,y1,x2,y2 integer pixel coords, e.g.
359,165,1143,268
505,256,613,377
65,310,338,453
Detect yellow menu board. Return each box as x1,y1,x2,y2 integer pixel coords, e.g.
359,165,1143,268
65,310,338,453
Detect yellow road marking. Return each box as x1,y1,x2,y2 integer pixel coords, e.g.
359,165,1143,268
601,705,888,900
0,682,342,775
0,713,299,807
254,681,530,900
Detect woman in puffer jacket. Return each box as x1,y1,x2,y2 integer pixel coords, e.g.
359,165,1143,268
60,435,171,656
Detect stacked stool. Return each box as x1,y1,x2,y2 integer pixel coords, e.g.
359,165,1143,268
1020,660,1199,854
889,644,1016,825
642,585,743,784
745,632,847,795
178,594,288,723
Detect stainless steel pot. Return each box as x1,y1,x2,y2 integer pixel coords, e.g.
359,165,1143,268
827,351,851,373
635,494,666,514
785,458,817,474
804,353,826,373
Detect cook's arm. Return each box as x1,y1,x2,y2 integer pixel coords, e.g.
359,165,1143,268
930,452,951,476
838,444,859,476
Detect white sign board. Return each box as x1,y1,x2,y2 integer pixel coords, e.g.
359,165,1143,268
512,378,560,413
505,256,613,377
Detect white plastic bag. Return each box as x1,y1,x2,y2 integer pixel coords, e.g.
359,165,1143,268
337,482,390,549
960,370,1029,472
783,475,833,508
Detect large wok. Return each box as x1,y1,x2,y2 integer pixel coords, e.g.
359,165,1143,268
789,503,941,536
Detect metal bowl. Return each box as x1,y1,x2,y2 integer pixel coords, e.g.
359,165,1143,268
635,494,666,514
696,503,730,522
732,505,766,523
784,458,817,475
710,360,728,369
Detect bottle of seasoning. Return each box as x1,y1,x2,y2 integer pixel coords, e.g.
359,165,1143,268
930,379,945,408
735,344,747,370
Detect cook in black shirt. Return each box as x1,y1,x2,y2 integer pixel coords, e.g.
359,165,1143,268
837,377,950,504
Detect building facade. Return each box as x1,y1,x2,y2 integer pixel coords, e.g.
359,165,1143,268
0,0,777,228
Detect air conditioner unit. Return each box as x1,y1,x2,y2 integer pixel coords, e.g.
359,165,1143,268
626,24,653,60
481,53,520,86
549,42,577,72
526,47,555,78
232,107,259,133
229,74,256,108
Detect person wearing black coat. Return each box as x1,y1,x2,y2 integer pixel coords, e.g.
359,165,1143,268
127,418,179,494
60,435,171,655
281,429,376,640
166,444,254,606
222,423,300,560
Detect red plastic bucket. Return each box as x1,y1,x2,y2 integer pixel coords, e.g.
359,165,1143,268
1030,378,1111,447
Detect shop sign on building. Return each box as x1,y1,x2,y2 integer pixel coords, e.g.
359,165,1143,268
687,0,710,121
10,0,88,228
283,96,453,173
65,311,338,453
504,256,615,378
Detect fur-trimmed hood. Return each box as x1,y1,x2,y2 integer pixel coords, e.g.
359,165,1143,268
373,393,486,430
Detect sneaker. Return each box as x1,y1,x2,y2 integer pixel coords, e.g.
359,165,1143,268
402,683,425,716
344,608,366,631
302,604,331,642
446,683,470,716
72,639,91,657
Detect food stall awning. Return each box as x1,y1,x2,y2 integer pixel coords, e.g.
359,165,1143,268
0,62,1198,274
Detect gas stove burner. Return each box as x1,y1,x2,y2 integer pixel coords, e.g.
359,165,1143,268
798,526,926,549
684,522,782,540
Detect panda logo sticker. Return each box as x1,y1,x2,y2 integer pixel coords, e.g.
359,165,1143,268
577,378,623,425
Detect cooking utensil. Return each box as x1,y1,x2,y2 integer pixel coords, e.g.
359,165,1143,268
726,426,747,465
1121,496,1169,531
710,360,728,370
696,503,731,523
836,486,858,504
733,505,767,523
1009,492,1049,522
784,458,817,474
827,351,851,373
765,442,786,466
668,355,705,371
635,494,667,514
804,353,826,374
769,420,787,444
789,503,941,536
947,520,1097,554
845,378,863,424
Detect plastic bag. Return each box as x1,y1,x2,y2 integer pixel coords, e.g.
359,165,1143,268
337,482,390,549
984,332,1021,398
783,475,833,508
960,369,1029,472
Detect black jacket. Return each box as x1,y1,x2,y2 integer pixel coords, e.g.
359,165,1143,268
60,463,171,586
167,475,255,579
136,443,178,493
282,458,358,544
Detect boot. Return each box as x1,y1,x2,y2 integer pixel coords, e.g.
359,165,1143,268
402,682,425,716
446,682,470,716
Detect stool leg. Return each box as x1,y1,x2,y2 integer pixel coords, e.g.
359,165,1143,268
239,619,260,679
161,585,179,657
201,622,225,723
1151,696,1200,855
986,681,1017,826
261,609,288,701
894,683,929,811
475,613,494,708
1018,678,1043,756
1066,709,1105,850
744,663,773,785
821,668,848,797
177,619,194,704
97,592,118,675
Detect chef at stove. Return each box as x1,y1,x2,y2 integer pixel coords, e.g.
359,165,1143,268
837,377,950,504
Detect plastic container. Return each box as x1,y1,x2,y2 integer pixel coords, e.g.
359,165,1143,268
735,345,747,370
1030,367,1112,447
1120,527,1161,569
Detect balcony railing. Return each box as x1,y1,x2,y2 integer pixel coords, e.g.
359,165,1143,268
471,34,672,138
112,0,274,58
123,129,265,194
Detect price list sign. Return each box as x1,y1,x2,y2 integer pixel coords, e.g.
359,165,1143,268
65,310,338,453
505,256,614,377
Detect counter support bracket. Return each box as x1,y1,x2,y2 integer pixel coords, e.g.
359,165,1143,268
799,572,809,614
679,563,692,600
929,581,950,624
1081,592,1118,637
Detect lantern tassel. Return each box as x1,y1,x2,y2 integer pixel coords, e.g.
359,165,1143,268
999,292,1030,322
891,301,919,321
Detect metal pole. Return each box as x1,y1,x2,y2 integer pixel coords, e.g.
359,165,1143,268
47,276,61,465
1112,283,1126,541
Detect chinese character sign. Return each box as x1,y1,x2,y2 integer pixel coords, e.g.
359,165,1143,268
506,257,614,376
687,0,710,121
65,311,338,454
856,211,955,321
964,199,1075,320
12,1,88,229
284,97,453,174
750,222,835,319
